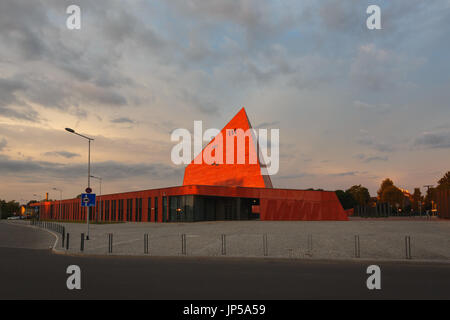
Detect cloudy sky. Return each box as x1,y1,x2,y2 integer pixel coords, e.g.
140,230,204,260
1,0,449,202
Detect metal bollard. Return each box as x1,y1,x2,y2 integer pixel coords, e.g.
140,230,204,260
66,233,70,250
80,233,84,252
405,236,412,259
221,234,226,255
306,234,313,257
144,233,149,254
62,230,65,248
181,234,186,255
263,234,268,256
354,235,360,258
107,233,113,254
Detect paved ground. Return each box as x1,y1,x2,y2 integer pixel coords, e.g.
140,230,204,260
0,221,449,300
14,218,450,261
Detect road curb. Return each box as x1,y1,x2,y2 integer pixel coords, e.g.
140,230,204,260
56,250,450,265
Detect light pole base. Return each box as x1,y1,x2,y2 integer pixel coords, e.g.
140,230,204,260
86,235,90,240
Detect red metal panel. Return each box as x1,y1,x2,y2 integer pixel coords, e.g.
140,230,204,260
183,108,272,188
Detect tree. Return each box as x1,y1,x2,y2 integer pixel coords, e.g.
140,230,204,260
412,188,423,212
377,178,394,199
346,185,371,206
335,190,357,210
437,171,450,190
0,199,20,219
381,185,404,208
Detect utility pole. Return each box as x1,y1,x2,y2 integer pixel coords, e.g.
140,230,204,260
65,128,94,240
424,185,434,216
90,175,102,223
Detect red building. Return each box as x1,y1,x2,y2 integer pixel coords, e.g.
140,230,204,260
32,108,348,222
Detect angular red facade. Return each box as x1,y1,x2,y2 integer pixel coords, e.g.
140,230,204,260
183,108,273,188
31,108,348,222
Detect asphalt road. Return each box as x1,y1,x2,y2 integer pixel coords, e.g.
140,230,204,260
0,222,449,300
0,222,55,249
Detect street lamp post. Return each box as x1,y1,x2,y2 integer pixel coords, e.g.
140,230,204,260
52,188,62,220
90,175,102,223
65,127,94,240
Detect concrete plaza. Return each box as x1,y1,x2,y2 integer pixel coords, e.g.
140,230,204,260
15,217,449,262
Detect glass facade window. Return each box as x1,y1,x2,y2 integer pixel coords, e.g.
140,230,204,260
126,199,133,221
154,197,158,222
162,197,167,222
147,198,152,222
169,196,176,222
33,193,260,223
111,200,117,221
168,195,194,222
135,198,142,222
119,199,124,221
105,200,110,221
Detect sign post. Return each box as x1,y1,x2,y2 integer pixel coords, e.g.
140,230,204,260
81,192,96,241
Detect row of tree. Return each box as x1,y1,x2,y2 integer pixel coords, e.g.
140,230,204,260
0,199,20,219
335,185,370,210
335,171,450,212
